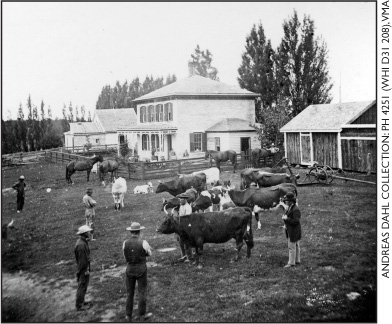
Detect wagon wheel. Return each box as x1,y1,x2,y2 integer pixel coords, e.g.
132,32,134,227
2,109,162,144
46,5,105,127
323,166,334,184
308,167,319,183
317,169,329,184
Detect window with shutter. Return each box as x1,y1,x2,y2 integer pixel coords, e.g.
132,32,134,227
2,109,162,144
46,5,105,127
140,106,146,123
168,103,173,121
164,104,168,121
202,133,207,152
189,133,195,152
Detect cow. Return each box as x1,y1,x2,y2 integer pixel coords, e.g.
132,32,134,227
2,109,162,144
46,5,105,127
133,182,153,194
112,177,127,211
189,167,220,187
240,167,291,189
156,207,254,268
155,173,206,196
255,172,300,188
161,188,199,214
227,183,297,230
2,219,15,240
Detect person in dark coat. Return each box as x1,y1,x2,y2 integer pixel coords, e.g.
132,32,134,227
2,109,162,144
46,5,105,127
74,225,93,311
123,222,153,322
282,192,301,268
12,175,26,213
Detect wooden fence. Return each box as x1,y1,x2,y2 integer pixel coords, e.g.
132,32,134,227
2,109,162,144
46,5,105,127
64,144,117,154
43,149,285,180
128,151,285,180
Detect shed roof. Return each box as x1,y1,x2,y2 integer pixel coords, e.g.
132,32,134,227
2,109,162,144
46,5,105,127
133,75,259,102
280,100,376,132
95,108,137,132
206,118,256,132
69,122,103,135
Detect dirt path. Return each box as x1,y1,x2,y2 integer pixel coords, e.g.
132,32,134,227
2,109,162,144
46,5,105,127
1,265,128,322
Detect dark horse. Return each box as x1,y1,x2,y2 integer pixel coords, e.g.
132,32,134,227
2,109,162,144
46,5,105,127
65,155,103,184
251,147,280,168
99,159,119,185
205,150,237,173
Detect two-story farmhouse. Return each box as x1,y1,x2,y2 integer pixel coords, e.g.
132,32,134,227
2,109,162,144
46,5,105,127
117,64,260,161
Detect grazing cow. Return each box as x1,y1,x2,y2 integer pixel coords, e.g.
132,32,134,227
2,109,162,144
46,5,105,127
161,188,199,213
156,207,254,268
133,182,153,194
155,173,206,196
112,177,127,211
240,167,291,189
2,219,15,240
227,183,297,230
255,172,300,188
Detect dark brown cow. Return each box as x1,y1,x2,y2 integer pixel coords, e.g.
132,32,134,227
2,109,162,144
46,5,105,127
227,183,297,230
155,173,206,196
255,172,300,187
240,167,290,189
156,207,254,268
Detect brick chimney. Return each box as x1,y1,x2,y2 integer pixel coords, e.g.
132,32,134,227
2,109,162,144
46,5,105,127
188,61,196,77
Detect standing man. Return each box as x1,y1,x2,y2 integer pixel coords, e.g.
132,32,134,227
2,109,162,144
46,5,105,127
123,222,153,322
74,225,93,311
12,175,26,213
282,192,301,268
177,193,193,262
83,188,97,240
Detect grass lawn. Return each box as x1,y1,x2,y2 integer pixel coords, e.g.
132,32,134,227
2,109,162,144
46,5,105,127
1,160,377,322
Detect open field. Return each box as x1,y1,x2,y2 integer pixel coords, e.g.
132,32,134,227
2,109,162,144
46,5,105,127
1,160,377,322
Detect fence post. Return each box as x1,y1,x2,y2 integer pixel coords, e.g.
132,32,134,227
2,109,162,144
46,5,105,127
62,153,64,163
241,152,245,169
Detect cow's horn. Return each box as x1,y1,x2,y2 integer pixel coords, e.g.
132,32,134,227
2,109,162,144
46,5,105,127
8,219,14,227
162,198,166,203
163,205,168,215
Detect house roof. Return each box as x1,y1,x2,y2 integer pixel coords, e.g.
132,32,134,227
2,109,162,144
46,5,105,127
206,118,256,132
280,100,376,132
94,108,137,132
68,122,103,135
133,75,259,102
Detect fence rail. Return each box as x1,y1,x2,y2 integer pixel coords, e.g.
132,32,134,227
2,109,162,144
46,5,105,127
42,149,285,180
64,144,117,154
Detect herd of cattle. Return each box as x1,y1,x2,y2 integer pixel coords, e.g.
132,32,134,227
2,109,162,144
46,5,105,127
109,165,299,268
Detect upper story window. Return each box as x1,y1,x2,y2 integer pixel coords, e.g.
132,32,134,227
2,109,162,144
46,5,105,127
139,102,172,123
140,106,146,123
164,103,173,122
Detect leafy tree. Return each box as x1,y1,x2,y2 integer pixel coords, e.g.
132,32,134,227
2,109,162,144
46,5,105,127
190,45,219,80
68,102,74,122
80,105,86,122
276,10,333,117
238,23,277,112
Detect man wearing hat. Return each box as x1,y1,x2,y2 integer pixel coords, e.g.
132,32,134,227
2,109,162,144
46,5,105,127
74,225,93,311
177,193,193,262
282,192,301,268
83,188,97,240
12,175,27,213
123,222,152,322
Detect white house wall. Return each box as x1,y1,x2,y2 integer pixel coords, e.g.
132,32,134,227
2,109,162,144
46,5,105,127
207,133,230,151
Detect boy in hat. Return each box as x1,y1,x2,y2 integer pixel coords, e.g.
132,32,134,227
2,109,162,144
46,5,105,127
282,192,301,268
74,225,93,311
176,193,193,262
123,222,153,322
83,188,97,240
12,175,26,213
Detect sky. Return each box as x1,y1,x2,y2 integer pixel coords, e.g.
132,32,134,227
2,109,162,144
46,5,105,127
2,2,376,120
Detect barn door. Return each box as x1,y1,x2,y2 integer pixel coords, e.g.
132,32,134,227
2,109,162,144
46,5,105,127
300,133,312,164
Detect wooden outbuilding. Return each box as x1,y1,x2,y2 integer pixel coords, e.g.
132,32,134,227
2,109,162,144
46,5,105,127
280,100,376,173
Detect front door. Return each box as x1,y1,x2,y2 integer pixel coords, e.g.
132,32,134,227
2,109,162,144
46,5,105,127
300,133,312,164
240,137,251,161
